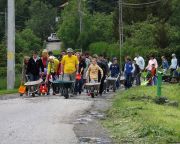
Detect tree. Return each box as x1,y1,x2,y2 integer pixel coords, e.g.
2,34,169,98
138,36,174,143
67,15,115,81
26,1,57,40
16,28,41,53
57,0,114,50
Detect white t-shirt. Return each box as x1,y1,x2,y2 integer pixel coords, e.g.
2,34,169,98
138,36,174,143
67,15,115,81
170,58,178,69
135,56,145,70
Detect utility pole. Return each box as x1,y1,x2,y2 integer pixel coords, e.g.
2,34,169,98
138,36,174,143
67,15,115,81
118,0,123,67
78,0,83,53
7,0,15,89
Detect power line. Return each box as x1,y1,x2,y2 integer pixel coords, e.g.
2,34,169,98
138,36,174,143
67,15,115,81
122,0,164,6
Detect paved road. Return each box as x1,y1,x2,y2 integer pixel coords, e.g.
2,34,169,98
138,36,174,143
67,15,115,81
0,96,92,144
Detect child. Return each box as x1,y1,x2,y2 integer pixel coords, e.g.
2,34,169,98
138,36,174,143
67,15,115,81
124,57,135,89
108,57,120,90
151,63,157,85
86,58,103,83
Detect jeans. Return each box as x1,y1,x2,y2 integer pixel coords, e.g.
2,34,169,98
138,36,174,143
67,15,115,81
99,76,106,94
29,73,39,81
63,73,76,81
135,73,141,86
125,73,132,89
48,73,59,94
75,78,83,94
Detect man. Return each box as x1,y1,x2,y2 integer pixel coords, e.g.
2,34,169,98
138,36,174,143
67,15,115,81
97,54,109,95
61,48,79,81
134,54,144,85
107,57,120,91
134,54,145,71
26,51,44,96
27,51,44,81
169,53,178,77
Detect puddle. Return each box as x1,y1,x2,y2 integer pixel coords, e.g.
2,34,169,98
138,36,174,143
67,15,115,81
74,111,105,124
79,137,111,144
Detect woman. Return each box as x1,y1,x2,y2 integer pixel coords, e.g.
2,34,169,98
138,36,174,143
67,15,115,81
161,56,169,74
146,55,158,71
21,56,30,84
41,49,49,76
75,54,86,95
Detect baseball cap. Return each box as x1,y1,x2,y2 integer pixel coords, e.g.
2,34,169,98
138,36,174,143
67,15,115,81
67,48,73,53
172,53,176,57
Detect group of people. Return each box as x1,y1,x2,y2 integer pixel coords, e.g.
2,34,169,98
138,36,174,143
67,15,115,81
21,48,120,96
21,48,179,96
124,53,179,88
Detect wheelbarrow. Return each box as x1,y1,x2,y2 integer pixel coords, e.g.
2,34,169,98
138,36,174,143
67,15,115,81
85,82,101,98
52,80,75,99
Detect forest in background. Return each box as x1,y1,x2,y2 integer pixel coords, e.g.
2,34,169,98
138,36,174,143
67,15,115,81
0,0,179,80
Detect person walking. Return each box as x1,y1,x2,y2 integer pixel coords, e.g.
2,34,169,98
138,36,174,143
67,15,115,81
169,53,178,77
46,56,60,95
21,56,30,84
134,54,145,85
61,48,79,81
97,55,109,95
75,54,86,95
124,56,135,89
161,56,169,74
26,51,44,81
26,51,44,96
146,55,158,71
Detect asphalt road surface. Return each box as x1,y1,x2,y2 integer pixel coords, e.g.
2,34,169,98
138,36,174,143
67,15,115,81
0,95,92,144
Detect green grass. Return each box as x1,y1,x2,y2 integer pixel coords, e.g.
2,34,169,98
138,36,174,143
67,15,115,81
0,75,21,90
0,75,20,95
0,89,18,95
102,84,180,144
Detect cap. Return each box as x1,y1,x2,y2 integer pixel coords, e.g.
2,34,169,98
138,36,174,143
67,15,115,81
113,57,118,61
172,53,176,57
49,56,55,60
134,57,137,61
67,48,73,53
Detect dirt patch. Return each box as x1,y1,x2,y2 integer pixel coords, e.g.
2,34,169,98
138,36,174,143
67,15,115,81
73,93,115,144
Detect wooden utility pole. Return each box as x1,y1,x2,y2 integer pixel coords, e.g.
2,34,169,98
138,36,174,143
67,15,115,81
7,0,15,89
119,0,123,67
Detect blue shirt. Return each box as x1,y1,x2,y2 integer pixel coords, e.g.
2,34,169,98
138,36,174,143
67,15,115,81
110,64,120,77
162,60,169,69
125,62,133,74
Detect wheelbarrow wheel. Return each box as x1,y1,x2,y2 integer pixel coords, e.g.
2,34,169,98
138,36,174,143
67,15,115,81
91,93,94,98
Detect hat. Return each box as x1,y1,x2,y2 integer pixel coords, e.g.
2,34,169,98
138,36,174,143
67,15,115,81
113,57,117,61
49,56,55,60
67,48,73,53
93,54,98,58
172,53,176,57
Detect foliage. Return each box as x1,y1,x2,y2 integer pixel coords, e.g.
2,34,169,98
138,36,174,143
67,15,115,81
122,18,180,61
0,43,6,67
102,84,180,143
26,1,57,40
89,42,119,58
16,28,41,53
57,0,114,50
